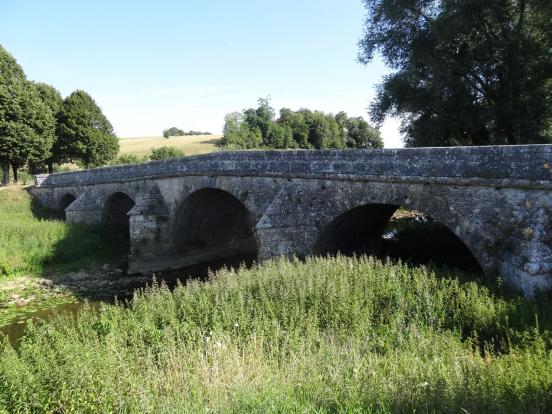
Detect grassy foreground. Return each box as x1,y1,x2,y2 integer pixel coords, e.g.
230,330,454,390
1,256,551,413
118,135,221,158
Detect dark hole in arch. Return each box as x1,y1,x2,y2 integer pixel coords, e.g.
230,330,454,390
59,194,76,220
174,188,258,268
102,193,135,247
314,204,483,273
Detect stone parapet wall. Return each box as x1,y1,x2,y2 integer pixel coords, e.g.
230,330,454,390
34,145,552,189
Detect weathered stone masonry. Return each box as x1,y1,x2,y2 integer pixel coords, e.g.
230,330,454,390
31,145,552,297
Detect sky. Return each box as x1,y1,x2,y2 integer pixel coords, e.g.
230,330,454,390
0,0,403,147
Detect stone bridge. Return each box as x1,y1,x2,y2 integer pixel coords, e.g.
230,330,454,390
31,145,552,297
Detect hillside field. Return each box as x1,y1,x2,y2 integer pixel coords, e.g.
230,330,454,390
118,135,222,158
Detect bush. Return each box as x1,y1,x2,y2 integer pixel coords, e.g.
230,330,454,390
110,154,147,165
149,146,185,161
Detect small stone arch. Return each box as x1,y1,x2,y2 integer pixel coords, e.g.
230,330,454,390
173,187,258,263
59,193,77,219
102,192,136,242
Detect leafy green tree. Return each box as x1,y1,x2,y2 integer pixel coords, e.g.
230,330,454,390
33,83,63,173
359,0,552,146
346,116,383,149
150,146,185,160
279,108,310,148
266,123,294,149
0,46,55,184
56,90,119,168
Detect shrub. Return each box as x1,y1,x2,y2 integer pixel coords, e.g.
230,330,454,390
149,146,185,160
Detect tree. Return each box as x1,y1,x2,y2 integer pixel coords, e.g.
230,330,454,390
279,108,310,148
56,90,119,168
163,127,185,138
0,46,55,184
33,83,63,173
150,146,185,160
345,116,383,149
359,0,552,146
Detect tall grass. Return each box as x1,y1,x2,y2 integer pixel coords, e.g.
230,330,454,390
0,186,108,277
1,256,551,413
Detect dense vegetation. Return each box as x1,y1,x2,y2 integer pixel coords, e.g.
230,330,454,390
359,0,552,146
222,98,383,150
163,127,212,138
0,256,551,413
0,186,110,278
0,45,117,184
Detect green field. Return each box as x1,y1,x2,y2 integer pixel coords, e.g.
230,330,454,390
118,134,222,158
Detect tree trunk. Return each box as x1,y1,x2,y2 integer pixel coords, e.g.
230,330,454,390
1,162,9,186
47,162,53,174
12,165,18,184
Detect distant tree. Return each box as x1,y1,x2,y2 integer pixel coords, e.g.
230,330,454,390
266,123,294,149
345,116,383,149
359,0,552,146
56,90,119,168
163,127,185,138
33,82,63,173
0,46,55,184
279,108,310,148
150,146,185,160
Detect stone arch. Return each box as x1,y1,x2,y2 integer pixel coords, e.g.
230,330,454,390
59,193,77,219
102,192,136,242
173,187,258,262
312,198,485,274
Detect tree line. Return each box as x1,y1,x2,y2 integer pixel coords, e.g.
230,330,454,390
222,98,383,150
0,45,118,185
162,127,212,138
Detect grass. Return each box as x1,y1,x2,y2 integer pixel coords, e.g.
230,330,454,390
0,186,113,278
1,256,551,413
118,134,222,158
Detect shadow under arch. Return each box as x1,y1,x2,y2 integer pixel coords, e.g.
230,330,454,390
59,193,76,220
102,192,136,244
313,203,483,274
173,187,258,267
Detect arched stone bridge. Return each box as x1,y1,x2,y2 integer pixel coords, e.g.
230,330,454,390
31,145,552,297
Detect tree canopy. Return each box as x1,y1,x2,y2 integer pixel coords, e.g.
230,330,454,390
56,90,119,168
222,98,383,150
0,46,55,184
359,0,552,146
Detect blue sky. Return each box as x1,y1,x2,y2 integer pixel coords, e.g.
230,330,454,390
0,0,402,146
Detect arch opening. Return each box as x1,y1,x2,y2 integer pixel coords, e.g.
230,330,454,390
59,194,76,220
173,188,258,268
102,192,135,245
314,204,483,274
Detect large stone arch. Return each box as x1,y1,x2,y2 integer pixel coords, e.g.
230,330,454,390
308,182,489,274
172,187,259,264
102,192,136,242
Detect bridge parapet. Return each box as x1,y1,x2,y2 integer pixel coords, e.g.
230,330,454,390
34,145,552,189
